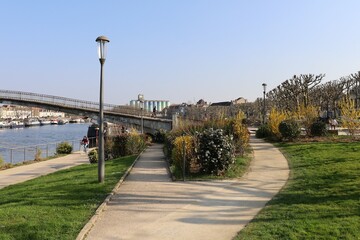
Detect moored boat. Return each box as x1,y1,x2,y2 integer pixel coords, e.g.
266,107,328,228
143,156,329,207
24,118,41,127
0,121,11,128
9,120,24,129
39,119,51,126
58,119,69,125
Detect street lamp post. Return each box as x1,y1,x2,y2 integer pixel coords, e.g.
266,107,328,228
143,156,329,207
356,79,359,109
96,35,110,183
262,83,267,124
138,94,144,134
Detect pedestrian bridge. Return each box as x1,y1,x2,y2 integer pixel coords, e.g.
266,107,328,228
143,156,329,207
0,90,173,133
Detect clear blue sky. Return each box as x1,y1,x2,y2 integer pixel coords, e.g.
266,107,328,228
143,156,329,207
1,0,360,105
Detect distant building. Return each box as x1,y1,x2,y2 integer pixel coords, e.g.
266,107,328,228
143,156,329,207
210,101,232,107
210,97,247,107
196,99,209,107
0,105,31,119
233,97,247,105
130,99,170,112
38,109,65,118
0,105,65,119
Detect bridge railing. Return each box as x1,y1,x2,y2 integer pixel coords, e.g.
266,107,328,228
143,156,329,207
0,89,154,117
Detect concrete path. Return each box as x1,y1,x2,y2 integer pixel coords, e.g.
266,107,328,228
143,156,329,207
0,151,89,189
84,136,289,240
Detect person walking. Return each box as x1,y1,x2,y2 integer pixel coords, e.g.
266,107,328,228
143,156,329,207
81,136,89,153
152,106,156,117
330,118,338,130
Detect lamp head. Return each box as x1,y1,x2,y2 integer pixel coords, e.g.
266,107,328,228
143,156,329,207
96,36,110,60
262,83,267,91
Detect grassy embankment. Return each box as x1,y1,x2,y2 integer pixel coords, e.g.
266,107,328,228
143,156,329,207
0,155,136,240
236,141,360,240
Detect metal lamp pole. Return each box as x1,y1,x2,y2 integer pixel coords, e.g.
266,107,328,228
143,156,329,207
96,35,110,183
356,79,359,109
262,83,267,124
138,94,144,134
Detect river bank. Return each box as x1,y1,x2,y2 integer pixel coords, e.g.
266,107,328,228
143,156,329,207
0,123,90,163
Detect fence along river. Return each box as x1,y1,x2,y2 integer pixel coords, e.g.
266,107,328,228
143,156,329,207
0,124,89,164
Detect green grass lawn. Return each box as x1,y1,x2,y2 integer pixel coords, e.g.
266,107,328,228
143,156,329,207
0,155,136,240
236,142,360,240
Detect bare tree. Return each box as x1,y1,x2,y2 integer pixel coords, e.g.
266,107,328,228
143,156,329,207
319,80,346,118
293,74,325,107
267,74,325,112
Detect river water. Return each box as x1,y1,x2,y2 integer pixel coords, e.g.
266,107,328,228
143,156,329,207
0,124,90,164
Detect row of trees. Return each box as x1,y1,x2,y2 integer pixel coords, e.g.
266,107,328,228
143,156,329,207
265,71,360,117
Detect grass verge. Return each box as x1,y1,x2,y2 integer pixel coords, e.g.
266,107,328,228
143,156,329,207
235,142,360,240
0,155,137,240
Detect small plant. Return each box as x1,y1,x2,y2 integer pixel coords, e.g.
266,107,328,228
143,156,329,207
0,154,4,166
56,142,73,154
88,148,98,164
34,148,42,161
311,120,327,136
279,120,301,141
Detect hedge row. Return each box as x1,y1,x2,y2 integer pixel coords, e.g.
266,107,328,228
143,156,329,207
165,115,249,176
88,133,147,163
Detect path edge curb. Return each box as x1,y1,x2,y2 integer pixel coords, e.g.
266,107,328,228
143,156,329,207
76,149,145,240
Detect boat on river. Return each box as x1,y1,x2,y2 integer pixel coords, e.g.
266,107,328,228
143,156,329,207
69,118,84,123
58,119,69,125
24,118,41,127
0,121,10,128
9,120,24,129
50,119,58,125
39,119,51,126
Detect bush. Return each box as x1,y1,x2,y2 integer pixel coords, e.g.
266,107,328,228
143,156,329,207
268,108,287,139
0,154,4,166
126,134,146,155
104,137,114,160
256,125,271,138
171,135,197,174
164,131,181,160
154,130,166,143
197,128,235,175
56,142,73,154
230,118,249,156
279,120,301,141
111,135,128,158
311,121,327,136
88,148,98,164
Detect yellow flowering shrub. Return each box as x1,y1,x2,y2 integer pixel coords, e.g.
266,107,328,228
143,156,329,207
339,96,360,137
171,135,197,173
294,104,318,135
268,108,287,139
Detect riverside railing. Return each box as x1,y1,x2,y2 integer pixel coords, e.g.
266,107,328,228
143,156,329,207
0,137,96,164
0,89,155,117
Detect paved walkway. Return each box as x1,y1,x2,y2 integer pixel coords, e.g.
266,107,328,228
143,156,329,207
0,151,89,189
84,136,289,240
